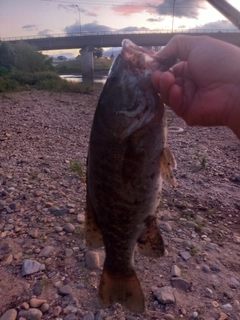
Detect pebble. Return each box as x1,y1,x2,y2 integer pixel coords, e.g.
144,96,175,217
76,214,85,223
171,265,181,277
39,246,54,257
202,227,212,234
159,222,172,232
219,312,228,320
171,277,192,291
40,303,49,313
65,248,73,257
64,314,77,320
64,223,75,233
202,265,211,273
83,312,95,320
195,215,204,224
33,280,43,296
30,299,47,308
0,309,17,320
54,207,69,216
18,308,43,320
22,259,45,276
154,286,175,304
179,251,191,261
29,228,39,238
85,251,100,270
229,277,240,288
53,306,62,316
64,305,78,314
192,311,198,318
221,303,233,313
21,302,30,310
58,284,72,295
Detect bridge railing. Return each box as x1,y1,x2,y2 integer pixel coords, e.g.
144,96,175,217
1,28,240,41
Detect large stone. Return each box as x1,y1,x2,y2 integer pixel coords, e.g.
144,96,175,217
154,286,175,304
0,309,17,320
22,259,45,276
171,277,192,291
85,251,100,270
18,308,43,320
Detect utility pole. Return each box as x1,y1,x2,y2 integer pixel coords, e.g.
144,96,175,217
76,5,81,35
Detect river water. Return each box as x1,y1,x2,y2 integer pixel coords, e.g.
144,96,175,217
60,74,107,84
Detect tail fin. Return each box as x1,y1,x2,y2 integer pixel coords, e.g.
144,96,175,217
98,266,145,313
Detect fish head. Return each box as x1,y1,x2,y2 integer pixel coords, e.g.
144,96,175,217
98,39,176,140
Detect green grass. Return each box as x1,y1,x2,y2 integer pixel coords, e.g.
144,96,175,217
69,160,85,182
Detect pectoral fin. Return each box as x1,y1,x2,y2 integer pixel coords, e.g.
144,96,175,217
160,146,177,187
137,215,165,257
85,192,103,249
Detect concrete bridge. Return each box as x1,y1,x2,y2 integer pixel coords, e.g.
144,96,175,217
3,29,240,85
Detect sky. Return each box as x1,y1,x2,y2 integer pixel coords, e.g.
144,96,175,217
0,0,240,58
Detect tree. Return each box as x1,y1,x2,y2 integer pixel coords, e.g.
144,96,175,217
93,47,103,58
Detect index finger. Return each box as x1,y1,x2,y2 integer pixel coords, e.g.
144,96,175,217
158,35,210,61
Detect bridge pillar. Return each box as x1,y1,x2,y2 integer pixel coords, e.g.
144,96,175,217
80,46,94,87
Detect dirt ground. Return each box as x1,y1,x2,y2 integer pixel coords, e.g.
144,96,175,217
0,90,239,320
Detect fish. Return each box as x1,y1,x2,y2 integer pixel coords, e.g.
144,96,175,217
85,39,177,313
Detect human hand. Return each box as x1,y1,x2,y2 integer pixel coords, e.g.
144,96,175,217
152,35,240,139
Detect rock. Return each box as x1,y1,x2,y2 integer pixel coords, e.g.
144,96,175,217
40,303,49,313
65,248,73,257
53,306,62,316
77,214,85,223
202,265,211,273
64,223,75,233
33,280,43,296
171,265,181,277
34,190,44,197
83,312,95,320
0,243,11,255
22,259,45,276
95,310,107,320
39,246,54,257
219,312,228,320
85,251,100,270
159,222,172,232
30,299,47,308
221,303,233,313
195,215,204,224
54,207,69,216
192,311,198,318
58,284,72,295
171,277,192,291
18,308,43,320
0,309,17,320
21,302,30,310
65,314,77,320
9,202,16,210
202,227,212,234
229,277,240,288
29,229,39,238
154,286,175,304
179,251,191,261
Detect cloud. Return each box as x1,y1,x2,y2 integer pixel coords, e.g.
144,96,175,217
118,26,150,32
64,21,114,35
193,19,236,30
22,24,38,32
154,0,205,19
147,17,164,22
38,29,52,36
58,4,97,17
112,4,149,16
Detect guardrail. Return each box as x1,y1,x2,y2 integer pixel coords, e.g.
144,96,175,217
1,28,240,41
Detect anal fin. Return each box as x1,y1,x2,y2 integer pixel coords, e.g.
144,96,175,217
137,215,164,257
98,266,145,313
160,145,177,187
85,192,103,249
